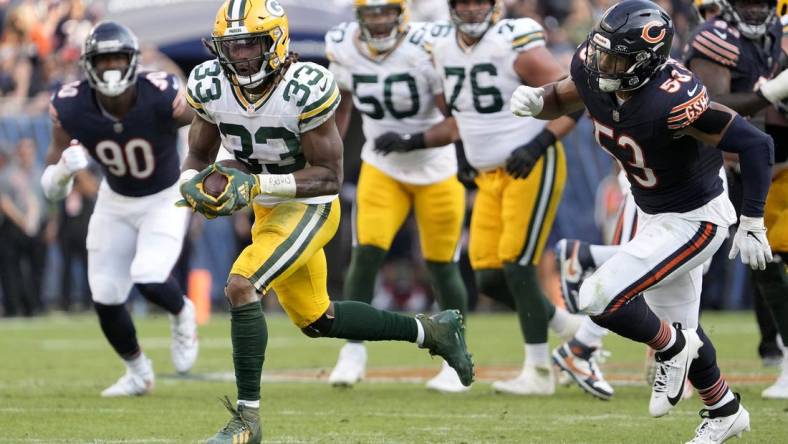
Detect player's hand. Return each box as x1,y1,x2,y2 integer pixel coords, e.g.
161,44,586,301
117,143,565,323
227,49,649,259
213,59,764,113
728,216,773,270
457,159,478,189
510,86,544,117
759,68,788,104
61,141,88,174
505,141,546,179
211,163,260,216
373,132,424,155
176,166,222,219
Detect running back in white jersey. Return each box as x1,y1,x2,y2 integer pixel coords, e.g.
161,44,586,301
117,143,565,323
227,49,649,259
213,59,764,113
429,18,549,172
186,59,340,206
326,21,456,185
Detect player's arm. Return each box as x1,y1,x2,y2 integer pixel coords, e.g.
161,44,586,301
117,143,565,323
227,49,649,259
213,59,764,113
181,114,222,172
293,115,343,197
334,90,354,139
689,58,781,116
373,94,459,156
40,105,88,201
682,102,774,269
172,88,196,127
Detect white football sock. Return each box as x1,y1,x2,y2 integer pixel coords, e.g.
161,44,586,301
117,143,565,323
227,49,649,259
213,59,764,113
525,343,549,368
575,316,607,348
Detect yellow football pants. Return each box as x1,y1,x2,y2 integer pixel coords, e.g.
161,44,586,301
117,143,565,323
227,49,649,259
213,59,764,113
230,199,340,328
469,143,566,269
354,162,465,262
765,170,788,253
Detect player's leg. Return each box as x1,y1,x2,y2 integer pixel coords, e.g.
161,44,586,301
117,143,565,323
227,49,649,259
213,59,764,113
581,217,726,417
759,172,788,398
132,186,197,373
413,174,468,392
329,162,412,386
86,207,153,397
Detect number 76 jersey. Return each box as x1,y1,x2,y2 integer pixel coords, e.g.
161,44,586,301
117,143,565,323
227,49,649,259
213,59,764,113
185,59,341,206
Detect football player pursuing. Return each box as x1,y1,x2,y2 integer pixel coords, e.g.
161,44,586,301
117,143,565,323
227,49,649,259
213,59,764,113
428,0,599,396
511,0,773,441
177,1,473,442
41,22,199,397
325,0,469,392
685,0,788,400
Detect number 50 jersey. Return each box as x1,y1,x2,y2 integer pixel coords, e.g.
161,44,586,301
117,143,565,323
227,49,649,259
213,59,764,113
186,59,340,206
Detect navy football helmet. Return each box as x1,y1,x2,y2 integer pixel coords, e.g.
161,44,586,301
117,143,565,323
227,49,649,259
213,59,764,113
80,21,140,97
718,0,777,39
584,0,673,93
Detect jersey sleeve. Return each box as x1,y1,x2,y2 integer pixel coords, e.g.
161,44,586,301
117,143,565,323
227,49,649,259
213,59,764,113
411,23,444,96
325,22,353,91
294,63,342,132
508,18,546,53
662,65,711,131
49,80,85,138
685,20,741,68
185,61,220,123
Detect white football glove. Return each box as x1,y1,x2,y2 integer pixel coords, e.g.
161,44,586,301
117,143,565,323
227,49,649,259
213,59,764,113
510,85,544,117
61,141,88,174
728,215,773,270
759,68,788,104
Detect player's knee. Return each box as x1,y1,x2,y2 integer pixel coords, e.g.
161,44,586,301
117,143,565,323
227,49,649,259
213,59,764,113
89,275,127,305
225,275,257,307
577,274,609,316
300,305,335,338
130,261,170,284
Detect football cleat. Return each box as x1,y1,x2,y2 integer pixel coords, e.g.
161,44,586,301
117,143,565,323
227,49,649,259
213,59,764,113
170,297,199,374
101,358,154,397
550,309,584,342
328,342,367,387
492,364,555,396
555,239,594,314
650,325,702,417
426,360,470,393
646,346,694,400
686,396,750,444
552,342,614,400
206,397,262,444
417,310,474,386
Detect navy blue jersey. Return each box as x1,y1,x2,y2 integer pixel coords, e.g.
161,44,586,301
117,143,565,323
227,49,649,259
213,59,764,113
684,18,782,93
50,71,181,197
571,45,724,214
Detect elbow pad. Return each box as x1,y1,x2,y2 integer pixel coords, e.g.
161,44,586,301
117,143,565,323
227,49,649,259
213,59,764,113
41,162,74,201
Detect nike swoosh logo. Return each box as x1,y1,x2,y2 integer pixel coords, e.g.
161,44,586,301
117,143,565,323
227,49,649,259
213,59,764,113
687,85,698,96
712,29,727,39
667,354,692,406
318,77,329,92
746,232,762,243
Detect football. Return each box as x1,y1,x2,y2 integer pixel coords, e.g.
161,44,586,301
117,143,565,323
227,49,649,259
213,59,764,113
202,159,251,198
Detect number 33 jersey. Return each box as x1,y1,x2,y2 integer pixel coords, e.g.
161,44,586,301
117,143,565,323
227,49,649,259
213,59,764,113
325,21,456,185
185,59,340,206
429,18,549,172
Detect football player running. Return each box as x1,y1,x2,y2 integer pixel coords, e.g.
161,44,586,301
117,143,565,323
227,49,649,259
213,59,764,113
511,0,773,441
41,22,198,397
685,0,788,400
428,0,593,396
178,1,473,442
325,0,469,393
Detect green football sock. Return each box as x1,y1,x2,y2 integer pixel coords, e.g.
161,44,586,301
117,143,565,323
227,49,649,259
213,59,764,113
503,262,555,344
327,301,417,342
475,268,515,309
231,300,267,402
343,245,388,304
754,258,788,345
426,261,468,317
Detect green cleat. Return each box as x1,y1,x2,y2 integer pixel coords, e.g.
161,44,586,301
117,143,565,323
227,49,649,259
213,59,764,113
205,397,262,444
416,310,475,386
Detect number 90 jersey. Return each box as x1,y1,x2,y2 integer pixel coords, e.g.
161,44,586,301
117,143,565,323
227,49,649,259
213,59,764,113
325,22,456,185
429,18,549,172
186,59,340,206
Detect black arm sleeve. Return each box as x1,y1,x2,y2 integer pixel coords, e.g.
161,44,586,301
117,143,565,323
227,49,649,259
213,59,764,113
715,114,775,217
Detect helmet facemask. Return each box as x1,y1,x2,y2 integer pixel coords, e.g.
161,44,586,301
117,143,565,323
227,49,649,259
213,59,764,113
450,0,496,38
82,50,139,97
584,33,661,93
722,0,776,38
357,4,405,53
207,32,280,89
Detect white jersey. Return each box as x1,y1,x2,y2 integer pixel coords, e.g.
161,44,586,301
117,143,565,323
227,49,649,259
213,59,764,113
326,21,456,185
429,19,549,172
186,60,340,206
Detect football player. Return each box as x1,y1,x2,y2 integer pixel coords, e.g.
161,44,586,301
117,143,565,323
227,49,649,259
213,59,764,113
324,0,469,392
428,0,589,395
511,0,773,441
177,1,473,442
41,21,199,397
685,0,788,399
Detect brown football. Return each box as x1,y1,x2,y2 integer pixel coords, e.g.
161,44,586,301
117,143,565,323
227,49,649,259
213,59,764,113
202,159,251,198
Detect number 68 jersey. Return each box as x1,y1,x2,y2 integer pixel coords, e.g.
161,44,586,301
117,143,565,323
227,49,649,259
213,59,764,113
185,59,341,206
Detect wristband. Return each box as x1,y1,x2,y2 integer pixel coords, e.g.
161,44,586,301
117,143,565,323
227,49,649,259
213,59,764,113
257,173,297,198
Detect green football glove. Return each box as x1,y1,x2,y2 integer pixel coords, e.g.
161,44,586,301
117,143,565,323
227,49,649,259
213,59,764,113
210,162,260,216
175,165,223,219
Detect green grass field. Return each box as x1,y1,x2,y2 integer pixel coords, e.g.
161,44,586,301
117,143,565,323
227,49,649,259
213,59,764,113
1,311,786,443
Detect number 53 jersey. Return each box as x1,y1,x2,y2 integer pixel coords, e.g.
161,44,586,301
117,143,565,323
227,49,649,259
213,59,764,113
185,59,341,206
429,18,549,172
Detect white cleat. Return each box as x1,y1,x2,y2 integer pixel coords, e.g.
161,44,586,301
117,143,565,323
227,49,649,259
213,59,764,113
650,325,703,417
686,401,750,444
492,365,555,396
101,358,154,397
550,309,584,342
761,373,788,399
170,297,199,374
426,360,470,393
552,343,614,400
329,342,367,386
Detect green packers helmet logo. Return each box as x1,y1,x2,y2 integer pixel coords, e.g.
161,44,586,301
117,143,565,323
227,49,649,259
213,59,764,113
266,0,285,17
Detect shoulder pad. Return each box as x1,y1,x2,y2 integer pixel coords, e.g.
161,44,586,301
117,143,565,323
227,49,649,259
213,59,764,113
495,18,545,51
325,21,355,63
139,71,179,99
286,62,341,132
689,20,741,67
659,62,711,130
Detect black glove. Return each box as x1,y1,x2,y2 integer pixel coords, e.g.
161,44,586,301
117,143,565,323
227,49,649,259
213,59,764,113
373,132,426,156
454,140,477,189
505,129,556,179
